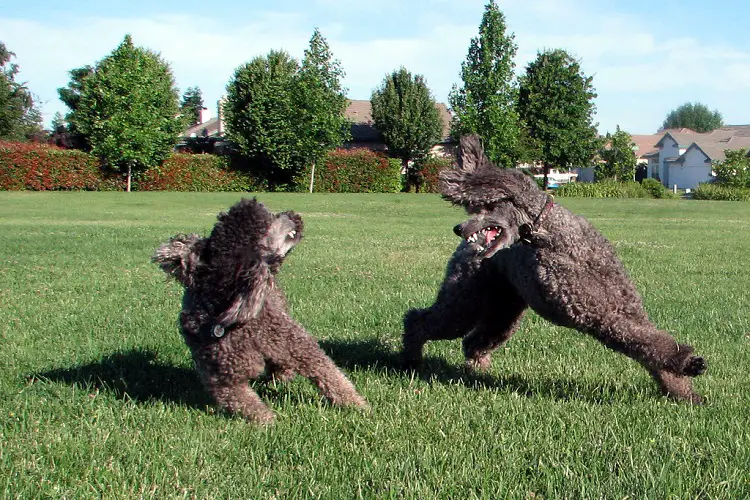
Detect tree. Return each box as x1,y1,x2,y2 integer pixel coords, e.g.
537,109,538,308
58,65,94,150
0,41,43,141
75,35,181,191
180,86,203,128
225,50,304,188
225,29,349,190
596,126,637,182
371,67,443,192
712,148,750,188
518,49,599,189
448,1,520,167
662,102,723,133
298,28,351,192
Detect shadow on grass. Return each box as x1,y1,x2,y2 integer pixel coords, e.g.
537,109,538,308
34,349,212,409
320,337,641,404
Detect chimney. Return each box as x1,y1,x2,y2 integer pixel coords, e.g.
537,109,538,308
217,97,226,136
199,107,211,125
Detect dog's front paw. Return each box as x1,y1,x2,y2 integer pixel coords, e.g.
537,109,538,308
683,356,707,377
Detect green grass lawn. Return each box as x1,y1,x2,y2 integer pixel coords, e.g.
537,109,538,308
1,192,749,498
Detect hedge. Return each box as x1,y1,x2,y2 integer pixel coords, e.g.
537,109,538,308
555,180,652,198
0,142,255,192
415,156,453,193
0,142,103,191
693,183,750,201
309,148,401,193
137,154,255,192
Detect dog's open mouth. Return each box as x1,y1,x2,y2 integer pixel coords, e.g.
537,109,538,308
466,226,503,254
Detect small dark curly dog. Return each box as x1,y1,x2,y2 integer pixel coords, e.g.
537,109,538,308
154,198,367,424
403,135,706,403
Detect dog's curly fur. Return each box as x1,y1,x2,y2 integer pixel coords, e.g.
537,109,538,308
154,198,367,424
403,135,706,403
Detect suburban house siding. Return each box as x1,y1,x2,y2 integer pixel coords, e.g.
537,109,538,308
670,146,712,189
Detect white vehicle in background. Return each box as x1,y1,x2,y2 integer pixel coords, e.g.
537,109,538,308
533,169,578,188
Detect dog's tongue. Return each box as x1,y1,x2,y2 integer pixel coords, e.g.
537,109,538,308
485,228,499,246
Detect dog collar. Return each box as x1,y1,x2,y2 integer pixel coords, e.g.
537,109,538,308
519,194,555,245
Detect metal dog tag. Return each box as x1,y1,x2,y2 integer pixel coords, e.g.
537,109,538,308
211,324,225,338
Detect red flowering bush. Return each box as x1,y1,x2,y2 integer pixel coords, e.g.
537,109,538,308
136,153,255,192
308,148,401,193
0,142,103,191
414,156,452,193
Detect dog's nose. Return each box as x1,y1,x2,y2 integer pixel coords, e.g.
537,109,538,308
453,223,465,237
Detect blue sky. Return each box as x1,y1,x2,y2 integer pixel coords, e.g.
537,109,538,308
3,0,750,135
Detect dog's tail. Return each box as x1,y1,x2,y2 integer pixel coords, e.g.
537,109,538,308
152,234,203,287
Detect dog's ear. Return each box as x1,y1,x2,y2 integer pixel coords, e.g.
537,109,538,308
217,260,272,326
456,134,490,173
440,134,495,205
152,234,203,287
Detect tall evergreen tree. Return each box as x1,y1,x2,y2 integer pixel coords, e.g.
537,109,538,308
518,49,599,189
57,65,94,149
448,0,520,167
180,86,204,127
662,102,723,133
75,35,181,191
298,28,351,191
371,67,443,191
0,41,42,141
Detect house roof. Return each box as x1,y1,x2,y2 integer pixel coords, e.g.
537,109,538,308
183,117,220,138
630,134,661,158
345,99,453,143
686,136,750,162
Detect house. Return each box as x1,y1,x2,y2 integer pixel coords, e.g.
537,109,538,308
575,131,667,183
652,126,750,189
182,106,222,139
344,99,455,158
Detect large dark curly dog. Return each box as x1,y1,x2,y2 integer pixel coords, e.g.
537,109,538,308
154,198,367,424
403,135,706,403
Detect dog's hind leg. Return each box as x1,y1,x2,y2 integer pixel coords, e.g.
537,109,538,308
462,290,527,372
580,316,706,403
267,323,368,409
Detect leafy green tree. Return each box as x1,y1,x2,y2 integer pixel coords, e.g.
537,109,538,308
75,35,181,191
0,41,43,141
448,0,520,167
371,67,443,191
596,126,637,182
225,29,349,190
298,28,351,192
662,102,723,133
180,86,203,128
518,49,599,189
58,65,94,150
712,148,750,188
225,50,303,188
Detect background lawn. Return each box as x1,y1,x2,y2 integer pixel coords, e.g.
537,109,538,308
1,192,749,497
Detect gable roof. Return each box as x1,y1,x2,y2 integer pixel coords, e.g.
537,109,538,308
345,99,453,143
685,136,750,163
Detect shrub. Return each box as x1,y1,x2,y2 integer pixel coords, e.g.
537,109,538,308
640,178,677,199
0,141,103,191
555,180,651,198
693,183,750,201
414,156,452,193
136,153,256,192
309,149,401,193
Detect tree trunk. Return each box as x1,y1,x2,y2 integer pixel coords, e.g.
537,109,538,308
543,162,550,191
309,160,315,193
126,163,132,193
